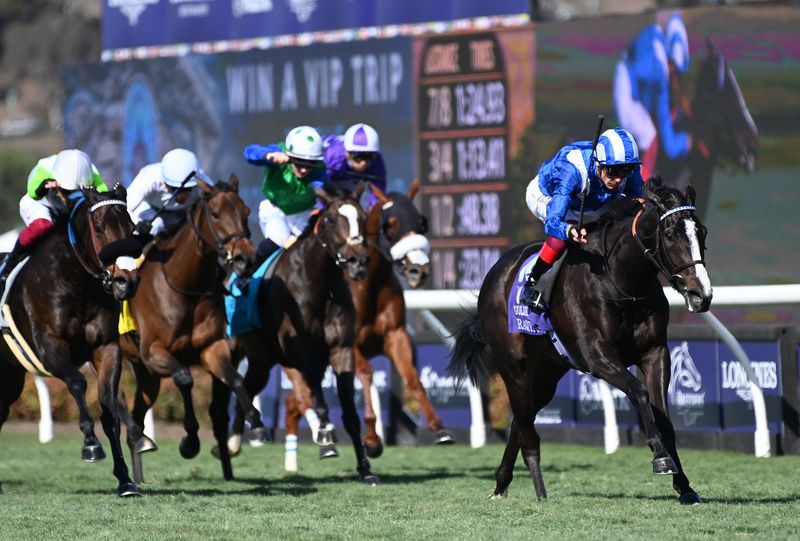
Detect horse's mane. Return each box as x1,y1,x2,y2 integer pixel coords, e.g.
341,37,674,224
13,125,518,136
595,196,643,226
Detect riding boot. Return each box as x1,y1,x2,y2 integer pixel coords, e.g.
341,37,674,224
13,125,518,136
0,239,30,294
520,256,553,312
255,238,281,267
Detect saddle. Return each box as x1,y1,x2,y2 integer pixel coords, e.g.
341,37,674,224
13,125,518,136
507,249,587,372
225,248,284,336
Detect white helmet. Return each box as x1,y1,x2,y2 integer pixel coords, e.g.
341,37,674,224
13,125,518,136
161,148,199,188
284,126,323,161
52,149,94,190
665,13,690,74
344,123,380,152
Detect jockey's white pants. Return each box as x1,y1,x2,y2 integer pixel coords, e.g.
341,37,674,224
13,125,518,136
258,199,313,247
613,57,656,153
19,195,52,226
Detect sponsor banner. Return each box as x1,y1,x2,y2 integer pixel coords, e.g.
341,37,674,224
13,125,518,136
276,357,391,429
102,0,530,51
415,344,472,428
535,370,574,427
719,341,782,433
667,340,721,431
63,36,413,240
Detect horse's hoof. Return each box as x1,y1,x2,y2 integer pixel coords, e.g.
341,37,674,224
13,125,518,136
319,444,339,459
316,424,337,446
489,490,507,500
135,436,158,455
117,482,142,498
364,440,384,459
434,430,455,445
361,475,380,486
211,444,241,460
679,491,702,505
179,436,200,459
81,444,106,462
247,427,269,447
652,456,678,475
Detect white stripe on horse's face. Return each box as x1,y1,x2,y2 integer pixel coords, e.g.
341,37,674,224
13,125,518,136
684,218,712,295
116,256,137,271
338,203,363,245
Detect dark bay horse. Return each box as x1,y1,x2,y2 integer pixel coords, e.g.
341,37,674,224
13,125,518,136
277,181,453,462
0,185,142,496
230,184,378,484
117,176,261,483
448,178,712,504
656,41,758,219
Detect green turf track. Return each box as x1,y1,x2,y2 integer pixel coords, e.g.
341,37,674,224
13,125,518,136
1,426,799,540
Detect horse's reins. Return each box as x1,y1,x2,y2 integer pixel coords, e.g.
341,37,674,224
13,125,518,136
159,191,250,297
67,193,129,292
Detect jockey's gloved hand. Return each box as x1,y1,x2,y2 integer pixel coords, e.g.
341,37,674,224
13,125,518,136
133,220,153,240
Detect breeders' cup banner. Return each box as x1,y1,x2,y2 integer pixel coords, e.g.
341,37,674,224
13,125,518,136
102,0,530,52
63,37,413,239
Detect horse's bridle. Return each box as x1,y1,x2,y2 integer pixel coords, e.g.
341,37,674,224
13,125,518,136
313,206,365,269
631,201,707,292
67,192,131,292
186,192,251,270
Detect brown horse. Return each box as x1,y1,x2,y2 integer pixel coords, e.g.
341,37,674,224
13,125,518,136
449,179,711,503
228,183,378,483
0,185,142,496
276,181,453,463
117,176,261,483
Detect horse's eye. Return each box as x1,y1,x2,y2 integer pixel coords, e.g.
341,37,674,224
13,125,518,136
211,211,220,219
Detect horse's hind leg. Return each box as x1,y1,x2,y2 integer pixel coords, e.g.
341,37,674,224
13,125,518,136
355,349,383,458
92,343,140,497
0,364,26,494
209,376,234,480
127,363,161,484
491,419,520,499
641,351,701,504
383,328,454,444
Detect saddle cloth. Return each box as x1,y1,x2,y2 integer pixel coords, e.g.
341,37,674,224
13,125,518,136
507,251,586,372
225,248,283,336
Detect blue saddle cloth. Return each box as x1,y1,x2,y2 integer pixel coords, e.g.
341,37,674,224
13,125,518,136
225,249,282,337
507,252,585,372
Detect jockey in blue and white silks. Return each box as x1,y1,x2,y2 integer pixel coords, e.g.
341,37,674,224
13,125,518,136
521,128,644,311
614,12,692,179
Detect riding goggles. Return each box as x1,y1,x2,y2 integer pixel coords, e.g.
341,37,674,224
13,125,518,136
289,157,322,169
602,164,638,179
348,152,376,163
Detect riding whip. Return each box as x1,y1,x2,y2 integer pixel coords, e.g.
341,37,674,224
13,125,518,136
576,114,604,236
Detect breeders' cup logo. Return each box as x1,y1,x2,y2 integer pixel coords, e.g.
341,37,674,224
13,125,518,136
287,0,316,23
109,0,159,26
578,376,628,415
233,0,273,17
420,366,466,405
668,342,705,426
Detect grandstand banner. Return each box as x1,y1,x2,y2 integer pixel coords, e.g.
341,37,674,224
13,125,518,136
102,0,529,52
63,36,413,239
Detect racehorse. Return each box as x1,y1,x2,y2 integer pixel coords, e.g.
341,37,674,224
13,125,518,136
656,40,758,219
117,176,263,483
448,178,712,503
230,183,379,484
277,181,453,462
0,185,143,496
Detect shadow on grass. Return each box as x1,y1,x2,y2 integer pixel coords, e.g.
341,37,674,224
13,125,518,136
561,490,800,504
74,483,318,497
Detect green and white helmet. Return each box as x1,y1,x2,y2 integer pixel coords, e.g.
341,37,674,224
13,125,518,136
284,125,323,161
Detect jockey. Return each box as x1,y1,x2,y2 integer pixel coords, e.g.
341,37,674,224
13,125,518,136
520,127,644,311
613,12,692,179
127,148,210,240
0,149,107,291
323,122,387,209
244,125,328,260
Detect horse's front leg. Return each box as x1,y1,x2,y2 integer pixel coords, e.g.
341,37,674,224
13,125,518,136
355,348,383,458
92,343,140,497
329,345,377,485
640,345,701,505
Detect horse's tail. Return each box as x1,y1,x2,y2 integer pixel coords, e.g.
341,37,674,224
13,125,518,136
447,311,494,387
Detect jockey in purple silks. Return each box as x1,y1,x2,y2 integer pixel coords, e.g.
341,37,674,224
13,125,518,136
323,123,387,210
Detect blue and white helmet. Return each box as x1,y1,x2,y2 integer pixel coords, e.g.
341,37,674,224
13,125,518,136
595,128,641,166
665,13,690,74
344,123,380,153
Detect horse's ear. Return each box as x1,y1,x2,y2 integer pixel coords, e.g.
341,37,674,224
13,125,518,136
408,178,421,201
112,182,127,200
369,182,390,206
196,177,213,193
685,184,696,205
352,180,366,200
228,174,239,192
314,186,336,207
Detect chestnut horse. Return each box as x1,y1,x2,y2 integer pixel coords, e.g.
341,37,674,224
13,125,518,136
0,185,142,496
449,179,712,503
117,176,262,483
